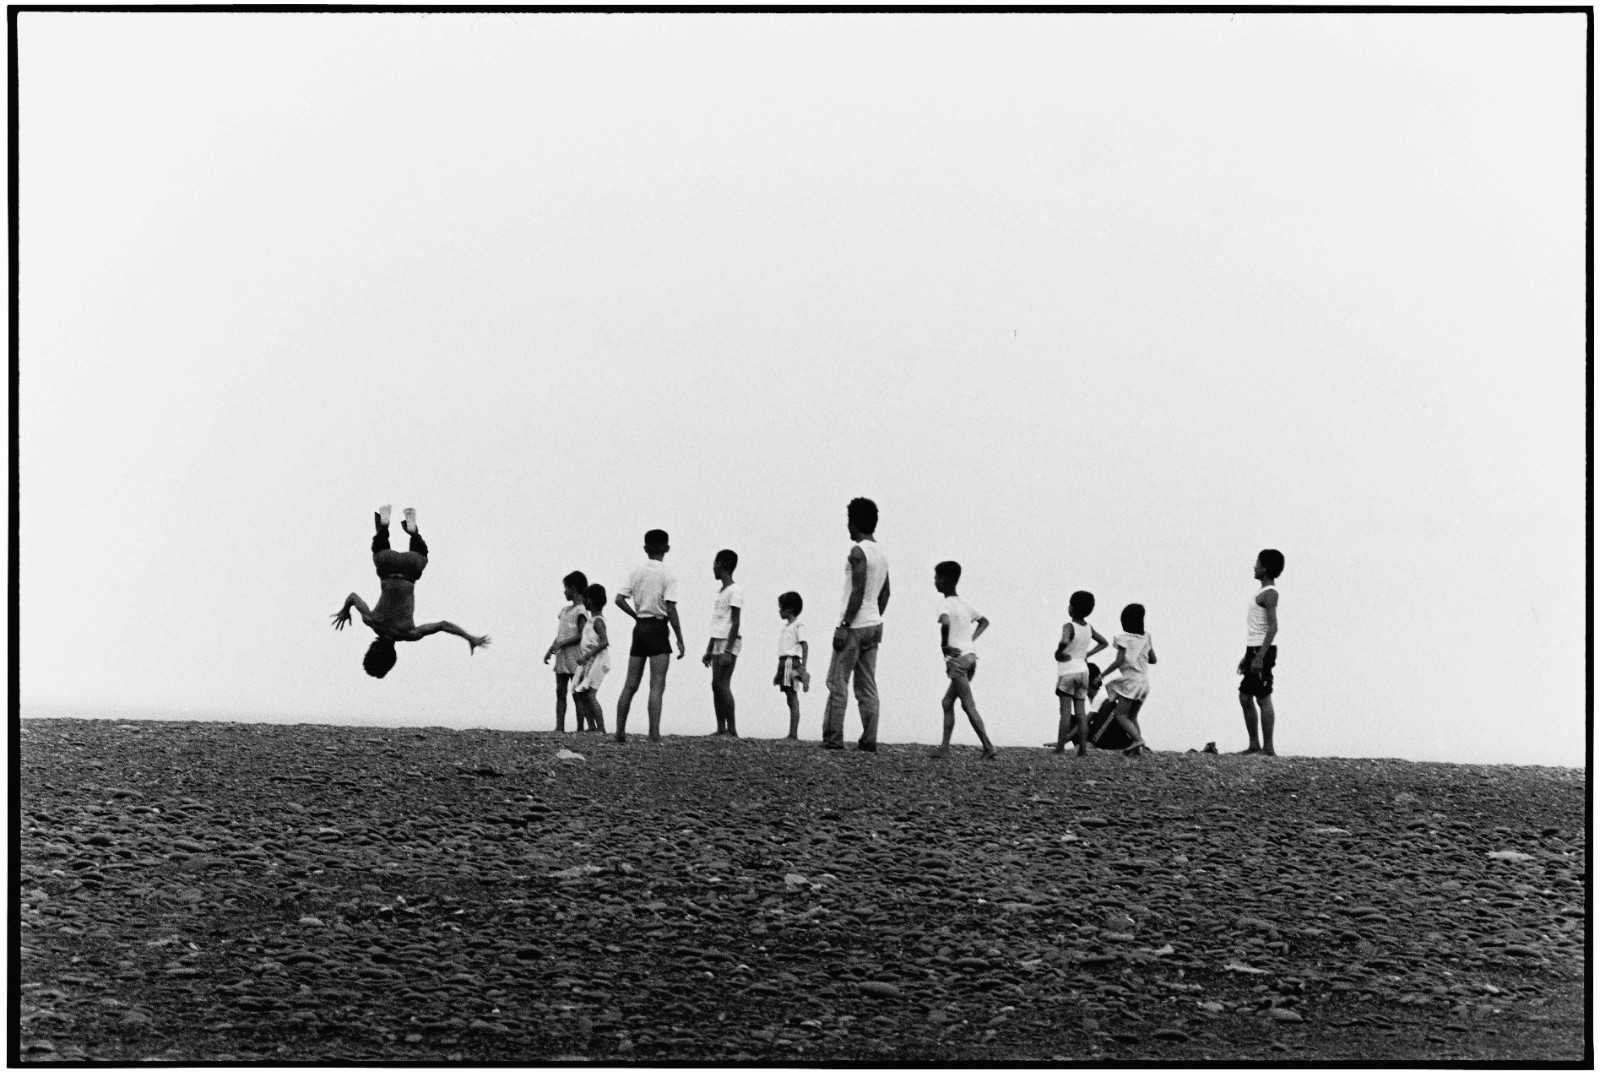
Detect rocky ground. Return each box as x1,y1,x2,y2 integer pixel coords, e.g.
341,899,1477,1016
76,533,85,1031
17,718,1588,1064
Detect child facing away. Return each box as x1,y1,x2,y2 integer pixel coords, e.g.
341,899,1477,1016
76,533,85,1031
701,549,743,737
772,591,810,739
572,583,611,733
1053,590,1109,755
542,571,589,732
930,561,997,760
1098,603,1155,756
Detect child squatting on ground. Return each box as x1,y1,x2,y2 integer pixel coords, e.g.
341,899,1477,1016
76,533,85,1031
331,506,490,678
773,591,810,739
930,561,997,760
544,570,589,731
573,583,611,734
703,549,744,737
1053,590,1109,755
1238,548,1284,755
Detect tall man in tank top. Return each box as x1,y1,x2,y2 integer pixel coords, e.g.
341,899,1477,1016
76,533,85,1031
614,529,687,744
821,498,892,752
1237,548,1284,755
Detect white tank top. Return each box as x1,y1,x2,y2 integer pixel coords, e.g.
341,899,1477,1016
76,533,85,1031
1246,585,1277,646
1058,620,1094,675
840,541,889,628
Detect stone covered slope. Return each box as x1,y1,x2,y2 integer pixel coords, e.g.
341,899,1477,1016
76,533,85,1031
17,718,1587,1063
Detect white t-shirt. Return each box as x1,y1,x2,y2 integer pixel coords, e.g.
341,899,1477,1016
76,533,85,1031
938,595,983,655
619,560,680,619
1114,632,1152,676
709,582,744,639
778,620,805,657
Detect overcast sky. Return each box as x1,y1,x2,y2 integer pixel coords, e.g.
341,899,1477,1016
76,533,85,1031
19,11,1587,767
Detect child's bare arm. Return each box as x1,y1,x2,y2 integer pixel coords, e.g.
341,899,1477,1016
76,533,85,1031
332,593,371,630
615,594,640,621
972,615,990,643
799,640,809,666
938,616,954,657
1088,628,1109,660
1054,623,1073,661
581,617,609,660
413,621,490,653
1102,644,1126,678
728,606,741,646
1147,640,1157,665
666,602,686,658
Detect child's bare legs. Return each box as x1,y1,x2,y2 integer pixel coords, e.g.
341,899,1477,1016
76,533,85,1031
1112,696,1146,753
1238,692,1276,755
615,657,647,742
938,672,996,758
645,654,670,741
711,655,738,737
784,687,801,739
1055,695,1088,755
935,680,960,755
554,673,573,731
576,690,606,734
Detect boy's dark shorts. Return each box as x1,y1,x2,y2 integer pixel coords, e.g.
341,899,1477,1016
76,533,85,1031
1239,645,1277,698
630,617,672,658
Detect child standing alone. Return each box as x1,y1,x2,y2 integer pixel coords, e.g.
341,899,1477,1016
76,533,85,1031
1053,590,1108,755
542,571,588,732
573,584,611,733
931,561,997,760
773,591,810,739
1099,603,1155,756
702,549,743,737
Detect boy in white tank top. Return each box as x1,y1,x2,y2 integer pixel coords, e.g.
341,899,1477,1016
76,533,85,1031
1053,590,1108,755
821,498,891,752
1236,548,1283,755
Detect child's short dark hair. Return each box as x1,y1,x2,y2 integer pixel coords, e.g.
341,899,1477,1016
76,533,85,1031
715,549,738,572
1120,603,1146,634
934,560,961,585
563,570,588,592
1069,590,1095,618
778,591,803,615
644,529,669,547
363,637,398,678
847,497,878,534
1259,548,1285,577
584,583,607,611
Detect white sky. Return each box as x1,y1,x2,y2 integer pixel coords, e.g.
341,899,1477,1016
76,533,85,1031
18,12,1588,767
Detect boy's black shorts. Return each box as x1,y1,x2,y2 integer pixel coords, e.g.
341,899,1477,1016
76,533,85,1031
1239,645,1277,698
630,617,672,658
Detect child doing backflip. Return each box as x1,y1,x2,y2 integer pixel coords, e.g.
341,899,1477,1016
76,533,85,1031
930,561,997,759
331,506,490,678
702,549,744,737
1053,590,1109,755
543,571,589,731
773,591,810,740
573,583,611,733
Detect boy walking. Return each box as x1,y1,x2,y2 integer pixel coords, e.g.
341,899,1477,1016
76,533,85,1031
614,529,686,743
930,561,997,759
702,549,743,737
1237,548,1284,755
822,498,891,753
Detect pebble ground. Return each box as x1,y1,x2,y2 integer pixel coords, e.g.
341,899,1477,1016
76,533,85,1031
17,718,1587,1063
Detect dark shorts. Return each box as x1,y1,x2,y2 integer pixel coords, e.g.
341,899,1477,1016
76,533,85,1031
373,548,426,583
1239,645,1277,698
630,617,671,658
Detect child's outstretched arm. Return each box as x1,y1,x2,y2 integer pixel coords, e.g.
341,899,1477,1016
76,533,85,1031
413,621,491,653
1101,644,1127,678
332,593,371,630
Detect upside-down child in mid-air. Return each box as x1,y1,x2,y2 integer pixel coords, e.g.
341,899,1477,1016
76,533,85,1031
543,571,589,731
573,583,611,733
331,506,490,678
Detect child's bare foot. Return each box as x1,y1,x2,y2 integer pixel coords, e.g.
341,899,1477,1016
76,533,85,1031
1122,743,1147,757
1235,746,1264,755
402,507,418,534
980,746,998,760
930,746,950,758
376,504,392,527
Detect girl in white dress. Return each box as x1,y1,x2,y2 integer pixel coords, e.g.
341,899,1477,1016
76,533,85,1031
573,584,611,733
1098,603,1156,756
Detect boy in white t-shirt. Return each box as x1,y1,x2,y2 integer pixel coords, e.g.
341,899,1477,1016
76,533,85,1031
702,549,743,737
773,591,810,739
930,561,997,760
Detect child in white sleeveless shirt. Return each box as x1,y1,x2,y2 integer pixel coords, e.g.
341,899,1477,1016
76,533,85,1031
1098,603,1156,756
